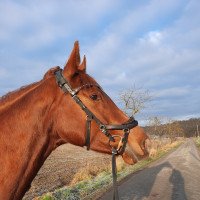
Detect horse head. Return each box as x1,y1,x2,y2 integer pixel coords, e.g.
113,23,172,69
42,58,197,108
45,41,150,164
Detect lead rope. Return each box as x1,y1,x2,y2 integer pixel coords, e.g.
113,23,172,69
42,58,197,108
85,115,92,150
111,129,130,200
112,148,119,200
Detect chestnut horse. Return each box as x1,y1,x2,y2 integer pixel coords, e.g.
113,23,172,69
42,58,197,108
0,41,149,200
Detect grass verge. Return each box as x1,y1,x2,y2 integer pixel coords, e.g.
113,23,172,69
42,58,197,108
194,137,200,148
35,140,183,200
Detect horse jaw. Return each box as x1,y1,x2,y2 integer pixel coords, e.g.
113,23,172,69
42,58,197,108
121,126,150,165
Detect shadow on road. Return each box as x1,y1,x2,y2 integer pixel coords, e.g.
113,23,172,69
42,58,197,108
99,161,187,200
169,168,188,200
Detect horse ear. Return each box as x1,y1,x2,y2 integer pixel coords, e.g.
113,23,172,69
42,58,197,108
78,55,86,72
64,41,81,76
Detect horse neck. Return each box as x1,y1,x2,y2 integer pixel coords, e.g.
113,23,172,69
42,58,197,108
0,82,39,111
0,78,62,200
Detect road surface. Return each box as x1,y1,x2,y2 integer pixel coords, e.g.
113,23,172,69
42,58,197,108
99,139,200,200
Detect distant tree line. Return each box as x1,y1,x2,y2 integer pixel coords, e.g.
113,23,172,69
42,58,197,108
177,118,200,137
144,118,200,142
119,85,200,141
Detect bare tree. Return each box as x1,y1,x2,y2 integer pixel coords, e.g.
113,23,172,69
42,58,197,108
119,85,152,116
148,116,165,138
162,118,184,142
147,116,184,141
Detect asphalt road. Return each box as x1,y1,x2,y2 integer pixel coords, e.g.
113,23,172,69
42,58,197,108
99,139,200,200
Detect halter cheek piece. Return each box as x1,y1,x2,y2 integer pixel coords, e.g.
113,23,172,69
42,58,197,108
54,68,138,200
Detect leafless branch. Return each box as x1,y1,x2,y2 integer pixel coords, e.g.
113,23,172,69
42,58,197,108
119,85,153,116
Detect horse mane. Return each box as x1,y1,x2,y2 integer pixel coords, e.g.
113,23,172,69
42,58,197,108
0,67,61,109
0,82,39,104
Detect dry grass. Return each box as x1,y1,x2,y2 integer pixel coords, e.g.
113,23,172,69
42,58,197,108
194,137,200,148
116,157,127,172
70,163,111,185
70,156,127,186
149,138,184,158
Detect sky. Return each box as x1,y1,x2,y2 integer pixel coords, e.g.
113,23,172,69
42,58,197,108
0,0,200,124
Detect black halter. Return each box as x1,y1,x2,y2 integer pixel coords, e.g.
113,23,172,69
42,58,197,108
54,68,138,199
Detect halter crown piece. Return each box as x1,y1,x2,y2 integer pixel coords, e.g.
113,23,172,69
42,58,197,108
54,68,138,200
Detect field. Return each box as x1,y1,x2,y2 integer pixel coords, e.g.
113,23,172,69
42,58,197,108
23,144,111,199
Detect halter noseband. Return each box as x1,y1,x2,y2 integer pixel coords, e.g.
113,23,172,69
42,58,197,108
54,68,138,155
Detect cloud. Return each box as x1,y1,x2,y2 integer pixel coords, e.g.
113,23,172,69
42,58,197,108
83,0,200,120
0,0,200,121
140,31,163,45
154,87,190,98
0,0,121,50
0,68,7,77
83,0,188,80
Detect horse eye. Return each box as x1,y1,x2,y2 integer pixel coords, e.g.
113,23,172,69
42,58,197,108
90,94,98,101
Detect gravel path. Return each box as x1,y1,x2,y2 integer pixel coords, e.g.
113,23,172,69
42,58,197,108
99,139,200,200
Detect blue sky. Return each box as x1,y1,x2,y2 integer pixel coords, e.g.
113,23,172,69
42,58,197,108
0,0,200,123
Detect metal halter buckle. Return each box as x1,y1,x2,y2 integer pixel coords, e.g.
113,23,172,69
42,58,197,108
109,128,130,155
